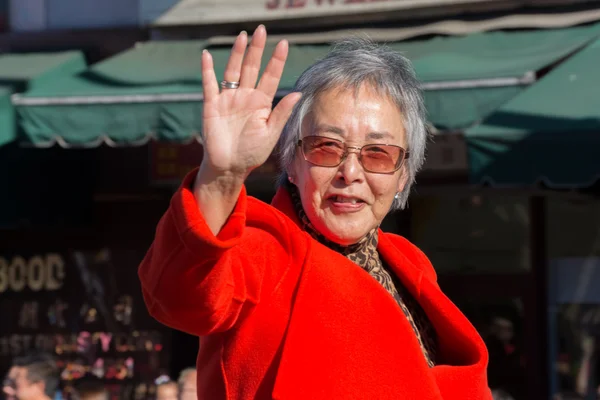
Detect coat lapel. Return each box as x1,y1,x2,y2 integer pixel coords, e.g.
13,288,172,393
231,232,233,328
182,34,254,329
378,232,491,399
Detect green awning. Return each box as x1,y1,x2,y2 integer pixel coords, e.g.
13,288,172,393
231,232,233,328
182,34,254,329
466,35,600,187
0,51,86,146
391,23,600,130
0,87,14,147
15,23,600,147
14,41,334,147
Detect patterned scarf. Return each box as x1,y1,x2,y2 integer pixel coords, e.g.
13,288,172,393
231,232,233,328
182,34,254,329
287,182,437,367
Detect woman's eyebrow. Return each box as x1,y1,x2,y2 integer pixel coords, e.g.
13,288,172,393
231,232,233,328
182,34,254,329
367,131,394,140
312,125,394,141
313,124,344,136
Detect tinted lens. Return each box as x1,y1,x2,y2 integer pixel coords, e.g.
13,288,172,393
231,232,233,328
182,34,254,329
360,144,404,173
301,136,345,167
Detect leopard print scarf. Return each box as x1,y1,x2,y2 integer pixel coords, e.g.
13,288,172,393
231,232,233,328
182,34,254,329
287,182,437,367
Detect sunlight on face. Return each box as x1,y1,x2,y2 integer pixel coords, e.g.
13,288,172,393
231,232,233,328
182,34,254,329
290,84,408,245
179,370,197,400
2,367,18,400
156,383,178,400
14,368,43,400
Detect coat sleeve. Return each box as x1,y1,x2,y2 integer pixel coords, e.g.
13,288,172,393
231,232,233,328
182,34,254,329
138,170,296,336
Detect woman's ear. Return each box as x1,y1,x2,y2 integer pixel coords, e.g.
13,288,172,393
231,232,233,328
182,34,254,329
286,162,298,185
396,166,409,193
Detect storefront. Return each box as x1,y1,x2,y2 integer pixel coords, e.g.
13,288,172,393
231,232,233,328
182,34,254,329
1,12,599,399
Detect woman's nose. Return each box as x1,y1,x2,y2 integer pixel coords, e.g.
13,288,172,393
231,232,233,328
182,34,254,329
337,151,364,184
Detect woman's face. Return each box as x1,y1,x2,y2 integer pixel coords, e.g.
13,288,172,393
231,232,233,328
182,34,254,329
289,84,408,245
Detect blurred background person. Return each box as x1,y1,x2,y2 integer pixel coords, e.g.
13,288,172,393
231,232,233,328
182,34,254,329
3,366,19,400
486,315,526,399
6,353,59,400
73,379,109,400
177,369,196,400
154,375,178,400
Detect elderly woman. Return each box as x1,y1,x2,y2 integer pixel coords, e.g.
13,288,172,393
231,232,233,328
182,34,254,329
139,25,491,400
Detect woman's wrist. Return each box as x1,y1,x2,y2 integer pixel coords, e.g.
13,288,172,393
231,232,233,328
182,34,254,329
193,163,246,235
195,163,247,197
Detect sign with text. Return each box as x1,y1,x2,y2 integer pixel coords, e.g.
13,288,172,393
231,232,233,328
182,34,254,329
153,0,487,26
0,248,169,400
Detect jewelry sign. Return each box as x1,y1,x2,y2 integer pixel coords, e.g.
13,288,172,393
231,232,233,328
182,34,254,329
0,248,169,399
153,0,485,26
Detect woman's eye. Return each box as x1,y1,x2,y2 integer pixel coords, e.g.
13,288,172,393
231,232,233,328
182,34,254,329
365,146,387,154
321,140,338,146
315,140,342,149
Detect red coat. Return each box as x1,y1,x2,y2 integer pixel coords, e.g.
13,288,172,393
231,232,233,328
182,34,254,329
139,171,492,400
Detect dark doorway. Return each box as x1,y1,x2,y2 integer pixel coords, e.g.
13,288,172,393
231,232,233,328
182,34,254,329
170,330,199,379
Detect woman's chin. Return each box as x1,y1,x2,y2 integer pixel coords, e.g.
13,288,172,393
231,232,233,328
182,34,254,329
312,210,376,245
322,226,371,246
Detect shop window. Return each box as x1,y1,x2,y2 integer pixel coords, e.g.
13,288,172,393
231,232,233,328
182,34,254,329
411,194,530,274
548,197,600,399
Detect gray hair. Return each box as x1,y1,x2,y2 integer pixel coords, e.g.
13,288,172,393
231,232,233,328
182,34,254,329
276,36,428,210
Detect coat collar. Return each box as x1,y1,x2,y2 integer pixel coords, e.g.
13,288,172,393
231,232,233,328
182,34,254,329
271,186,302,227
271,186,425,296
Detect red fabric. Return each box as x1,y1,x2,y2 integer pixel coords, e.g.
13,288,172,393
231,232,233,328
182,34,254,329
139,170,492,400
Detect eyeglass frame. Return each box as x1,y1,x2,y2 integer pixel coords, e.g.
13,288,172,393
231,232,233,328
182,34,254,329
297,136,410,174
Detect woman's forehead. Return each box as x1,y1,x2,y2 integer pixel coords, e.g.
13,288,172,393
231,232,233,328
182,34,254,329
304,87,406,143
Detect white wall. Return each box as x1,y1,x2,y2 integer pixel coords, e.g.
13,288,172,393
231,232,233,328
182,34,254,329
10,0,47,31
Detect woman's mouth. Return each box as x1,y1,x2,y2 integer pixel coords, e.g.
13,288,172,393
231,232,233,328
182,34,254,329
327,195,366,212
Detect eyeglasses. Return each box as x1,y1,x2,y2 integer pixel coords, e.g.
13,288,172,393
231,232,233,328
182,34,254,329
298,136,409,174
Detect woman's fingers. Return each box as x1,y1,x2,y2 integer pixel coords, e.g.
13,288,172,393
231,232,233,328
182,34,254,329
256,40,289,99
240,25,267,89
223,31,248,86
201,50,219,102
267,92,302,138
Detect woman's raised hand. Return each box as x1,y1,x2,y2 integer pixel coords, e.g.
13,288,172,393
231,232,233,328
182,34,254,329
200,25,302,180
